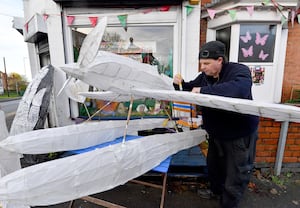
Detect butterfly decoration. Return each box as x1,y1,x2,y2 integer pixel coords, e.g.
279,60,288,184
255,32,269,46
240,31,252,43
258,50,269,61
241,45,253,58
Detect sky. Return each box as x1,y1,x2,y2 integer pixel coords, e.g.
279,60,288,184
0,0,31,80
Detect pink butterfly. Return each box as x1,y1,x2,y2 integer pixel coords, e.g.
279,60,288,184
258,50,269,61
241,45,253,58
240,31,251,43
255,32,269,46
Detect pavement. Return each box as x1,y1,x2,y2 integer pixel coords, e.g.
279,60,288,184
0,97,21,102
29,166,300,208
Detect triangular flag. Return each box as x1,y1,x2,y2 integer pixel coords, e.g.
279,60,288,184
277,4,283,11
228,10,237,21
159,6,171,12
67,16,75,25
143,9,153,14
246,6,254,17
89,17,98,27
185,5,194,16
207,9,216,19
24,22,29,33
43,14,49,21
262,0,270,5
117,15,128,32
281,16,287,25
291,10,295,28
298,14,300,24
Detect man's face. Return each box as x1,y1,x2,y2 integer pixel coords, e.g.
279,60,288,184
199,57,223,78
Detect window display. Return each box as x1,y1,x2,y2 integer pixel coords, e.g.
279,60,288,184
238,24,276,63
73,25,174,119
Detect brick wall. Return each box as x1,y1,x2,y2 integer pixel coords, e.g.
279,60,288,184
281,22,300,103
256,118,300,166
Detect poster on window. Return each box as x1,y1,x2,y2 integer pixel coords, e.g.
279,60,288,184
238,25,276,63
249,66,265,85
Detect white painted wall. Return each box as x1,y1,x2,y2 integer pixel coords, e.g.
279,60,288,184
22,0,72,126
181,2,201,81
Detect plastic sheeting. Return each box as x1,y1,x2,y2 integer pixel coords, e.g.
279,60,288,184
0,129,207,206
0,118,169,154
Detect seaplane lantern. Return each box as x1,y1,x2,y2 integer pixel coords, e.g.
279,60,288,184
1,16,300,207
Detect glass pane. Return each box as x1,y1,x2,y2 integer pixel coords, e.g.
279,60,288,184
101,26,173,76
73,25,174,119
238,24,276,63
216,27,231,60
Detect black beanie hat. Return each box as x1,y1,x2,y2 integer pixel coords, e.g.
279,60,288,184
199,41,225,60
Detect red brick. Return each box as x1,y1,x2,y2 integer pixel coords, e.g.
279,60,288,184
292,151,300,157
270,133,280,139
265,127,280,133
284,151,293,157
263,145,277,151
295,139,300,145
283,157,298,163
285,139,295,145
262,139,278,145
256,151,272,157
287,145,300,151
255,157,275,163
256,144,265,151
258,133,271,139
287,133,300,140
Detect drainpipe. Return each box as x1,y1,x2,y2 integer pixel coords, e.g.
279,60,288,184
274,121,289,176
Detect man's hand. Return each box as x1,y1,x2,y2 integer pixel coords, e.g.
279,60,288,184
192,87,201,93
173,74,183,85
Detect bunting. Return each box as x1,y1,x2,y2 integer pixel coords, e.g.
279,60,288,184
159,6,171,12
117,15,128,32
281,16,287,25
43,14,49,21
246,6,254,17
23,1,300,34
228,10,237,21
185,5,194,16
24,22,28,33
291,10,295,28
262,0,270,5
204,0,297,27
207,9,216,19
143,9,153,14
67,16,75,25
89,17,98,27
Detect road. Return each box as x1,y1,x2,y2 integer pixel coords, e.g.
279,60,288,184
0,98,20,131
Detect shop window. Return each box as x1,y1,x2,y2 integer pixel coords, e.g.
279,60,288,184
238,24,276,63
73,25,174,119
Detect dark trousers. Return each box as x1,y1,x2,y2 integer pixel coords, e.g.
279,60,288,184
207,131,258,208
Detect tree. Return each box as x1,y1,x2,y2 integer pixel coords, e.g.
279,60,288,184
7,72,28,95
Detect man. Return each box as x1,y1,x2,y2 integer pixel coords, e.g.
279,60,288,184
173,41,259,208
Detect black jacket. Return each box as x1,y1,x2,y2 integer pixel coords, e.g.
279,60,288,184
174,62,259,140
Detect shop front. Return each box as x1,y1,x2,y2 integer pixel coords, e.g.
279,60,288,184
22,0,201,124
